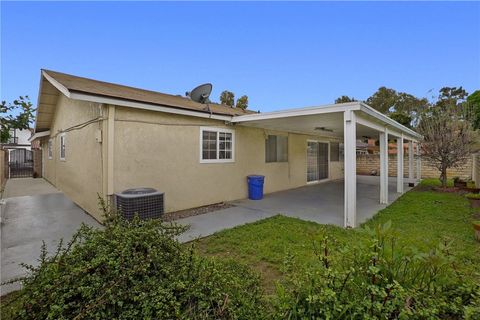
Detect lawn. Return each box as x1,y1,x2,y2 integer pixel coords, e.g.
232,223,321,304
195,179,480,293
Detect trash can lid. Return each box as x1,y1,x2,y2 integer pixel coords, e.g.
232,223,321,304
247,175,265,179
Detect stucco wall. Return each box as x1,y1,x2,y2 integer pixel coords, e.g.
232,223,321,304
473,153,480,188
113,106,344,213
42,95,104,220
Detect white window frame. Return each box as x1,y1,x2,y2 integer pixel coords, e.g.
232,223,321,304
48,139,53,159
265,134,289,163
59,133,66,161
199,127,235,163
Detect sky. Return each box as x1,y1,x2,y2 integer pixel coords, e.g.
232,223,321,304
1,1,479,112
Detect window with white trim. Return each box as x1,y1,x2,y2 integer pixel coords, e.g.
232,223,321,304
265,135,288,162
200,127,234,163
60,134,66,161
48,139,53,159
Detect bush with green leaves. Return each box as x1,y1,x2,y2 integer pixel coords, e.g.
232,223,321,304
274,221,480,319
3,215,266,319
466,193,480,200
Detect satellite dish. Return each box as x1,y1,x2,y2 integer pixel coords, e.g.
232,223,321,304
186,83,212,104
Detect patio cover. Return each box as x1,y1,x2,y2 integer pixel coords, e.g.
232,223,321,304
232,102,423,228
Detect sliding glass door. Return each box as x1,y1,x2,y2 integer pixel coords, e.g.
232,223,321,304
307,141,329,182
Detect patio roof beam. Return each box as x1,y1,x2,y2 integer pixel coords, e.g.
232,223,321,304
379,128,389,204
355,114,417,142
344,110,357,228
359,103,422,140
416,143,421,181
408,141,414,180
397,134,404,193
231,102,361,123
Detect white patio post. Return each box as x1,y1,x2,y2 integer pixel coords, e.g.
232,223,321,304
344,110,357,228
397,134,404,193
408,140,414,181
416,142,421,181
379,128,389,204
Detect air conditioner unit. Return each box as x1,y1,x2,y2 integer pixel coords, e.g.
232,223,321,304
114,188,164,220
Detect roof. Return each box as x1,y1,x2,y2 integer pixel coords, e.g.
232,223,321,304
42,69,255,117
34,70,422,142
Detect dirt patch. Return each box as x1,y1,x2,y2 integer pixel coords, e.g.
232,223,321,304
162,202,234,222
432,187,462,193
413,184,435,192
252,261,283,295
471,212,480,220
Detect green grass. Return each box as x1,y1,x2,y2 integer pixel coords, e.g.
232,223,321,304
195,180,480,292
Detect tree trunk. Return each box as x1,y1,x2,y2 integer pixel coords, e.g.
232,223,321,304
440,165,448,188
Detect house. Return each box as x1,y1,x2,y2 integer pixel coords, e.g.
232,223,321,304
1,129,33,150
29,70,422,227
2,129,34,178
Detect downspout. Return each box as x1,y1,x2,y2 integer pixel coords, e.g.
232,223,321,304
107,105,115,197
101,104,115,202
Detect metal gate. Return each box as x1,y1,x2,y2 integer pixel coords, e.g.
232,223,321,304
8,149,33,178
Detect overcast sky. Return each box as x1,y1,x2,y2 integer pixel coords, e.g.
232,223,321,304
2,1,479,112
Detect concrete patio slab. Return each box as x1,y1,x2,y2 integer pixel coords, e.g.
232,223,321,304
176,176,411,243
232,175,411,226
1,191,101,295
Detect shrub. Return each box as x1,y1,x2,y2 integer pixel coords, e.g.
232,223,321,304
274,221,480,319
3,215,267,319
465,193,480,200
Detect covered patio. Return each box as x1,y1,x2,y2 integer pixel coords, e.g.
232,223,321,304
232,102,423,227
232,175,411,226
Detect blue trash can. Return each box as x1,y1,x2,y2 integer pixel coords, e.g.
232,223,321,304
247,175,265,200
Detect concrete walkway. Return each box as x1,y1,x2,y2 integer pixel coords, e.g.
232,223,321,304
2,178,60,199
176,176,411,243
175,206,276,243
1,179,101,295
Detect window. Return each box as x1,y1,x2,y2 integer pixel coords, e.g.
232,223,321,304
59,133,66,161
48,139,53,159
330,142,339,162
200,127,234,163
265,135,288,162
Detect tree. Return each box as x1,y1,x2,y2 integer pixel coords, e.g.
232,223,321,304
1,96,35,143
418,105,473,188
437,86,468,108
388,111,412,128
365,87,428,127
435,86,470,119
236,95,248,110
220,90,235,107
334,96,356,104
365,87,398,114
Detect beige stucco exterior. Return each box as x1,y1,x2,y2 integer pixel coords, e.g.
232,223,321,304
113,106,344,213
39,95,345,221
41,95,104,220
